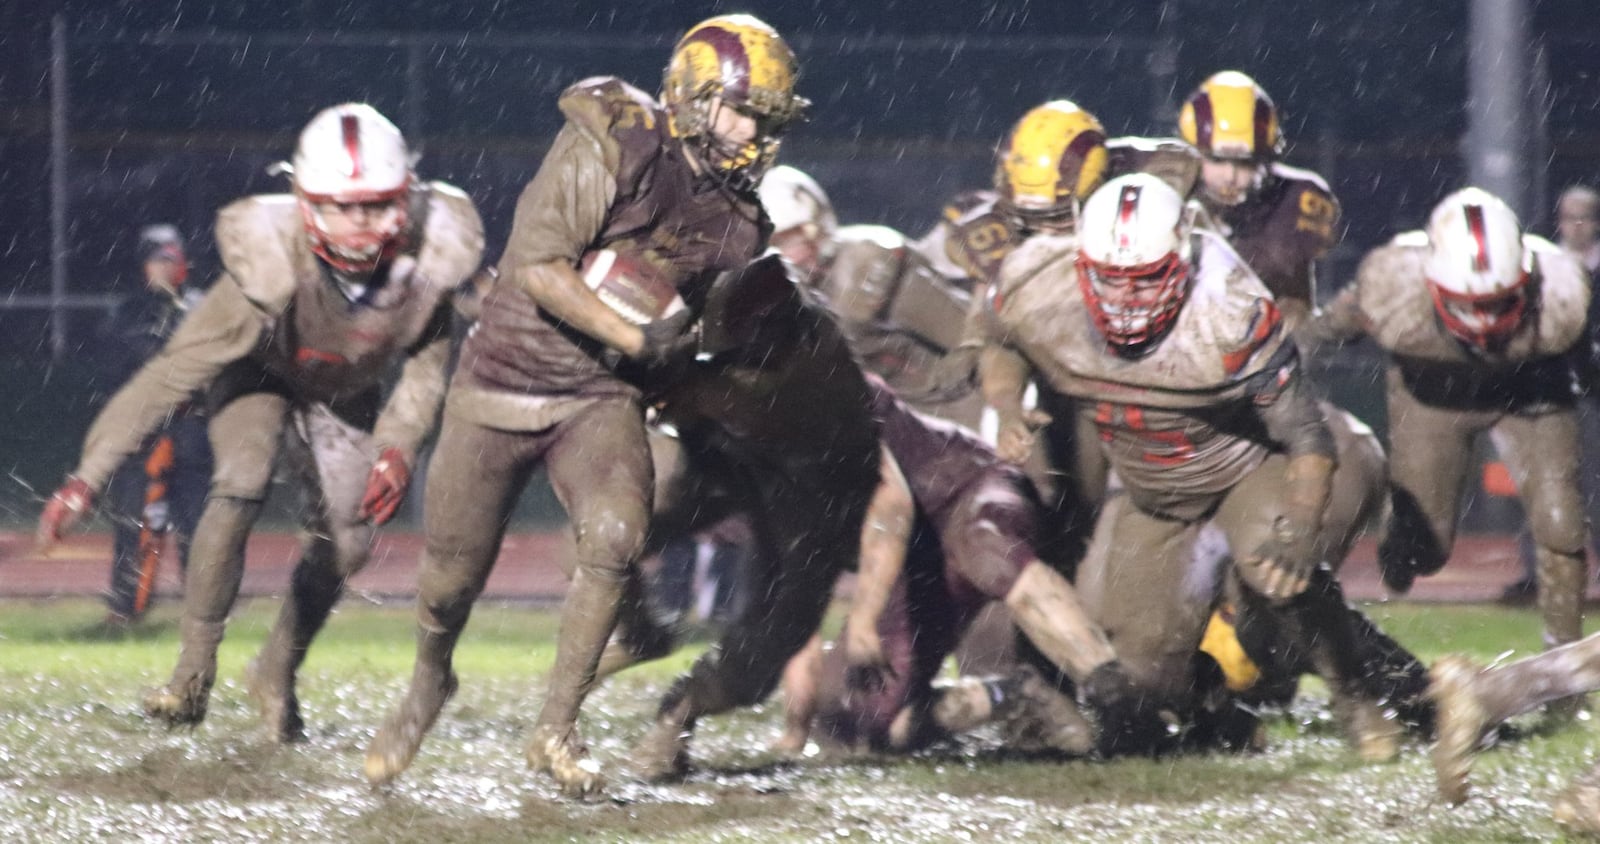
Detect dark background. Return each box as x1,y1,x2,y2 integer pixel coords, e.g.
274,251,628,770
0,0,1594,526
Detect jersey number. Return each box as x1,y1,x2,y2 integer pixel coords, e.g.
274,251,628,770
1094,401,1196,466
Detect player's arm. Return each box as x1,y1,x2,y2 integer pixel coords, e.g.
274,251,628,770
42,278,267,547
980,343,1050,464
844,448,915,686
1246,344,1337,599
499,123,652,358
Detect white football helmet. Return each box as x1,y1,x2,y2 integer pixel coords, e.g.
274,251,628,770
1076,173,1194,350
758,165,837,276
1423,187,1531,349
291,103,413,274
759,166,837,238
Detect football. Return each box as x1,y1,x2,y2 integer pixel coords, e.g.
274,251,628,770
579,248,687,324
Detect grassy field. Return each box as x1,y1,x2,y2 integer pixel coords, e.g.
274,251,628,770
1,598,1596,843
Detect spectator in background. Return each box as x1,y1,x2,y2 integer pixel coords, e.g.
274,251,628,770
95,225,213,630
1501,186,1600,602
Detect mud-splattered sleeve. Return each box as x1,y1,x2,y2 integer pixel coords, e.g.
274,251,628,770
74,277,267,489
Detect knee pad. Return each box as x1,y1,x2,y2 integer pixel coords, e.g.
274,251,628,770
571,506,649,574
1529,499,1586,556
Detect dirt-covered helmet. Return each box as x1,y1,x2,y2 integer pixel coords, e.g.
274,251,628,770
291,103,412,274
1424,187,1532,349
1076,173,1194,351
994,100,1109,232
662,14,809,191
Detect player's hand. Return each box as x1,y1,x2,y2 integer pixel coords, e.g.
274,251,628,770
633,310,699,368
358,447,411,526
1244,516,1319,601
37,476,94,552
996,407,1052,465
843,623,894,694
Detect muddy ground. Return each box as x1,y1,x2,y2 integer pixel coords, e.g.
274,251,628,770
0,600,1592,842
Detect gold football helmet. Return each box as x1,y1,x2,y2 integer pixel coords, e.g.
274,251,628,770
663,14,809,190
993,100,1109,232
1178,71,1284,162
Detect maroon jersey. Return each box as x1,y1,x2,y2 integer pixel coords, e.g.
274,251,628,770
461,77,769,401
1206,162,1340,311
866,374,1016,523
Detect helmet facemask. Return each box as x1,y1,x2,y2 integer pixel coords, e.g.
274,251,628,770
1077,248,1192,354
1427,271,1530,351
663,15,808,194
296,190,410,276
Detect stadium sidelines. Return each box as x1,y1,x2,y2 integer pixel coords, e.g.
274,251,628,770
0,529,1571,604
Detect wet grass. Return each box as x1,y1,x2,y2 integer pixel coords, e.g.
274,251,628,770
1,598,1596,842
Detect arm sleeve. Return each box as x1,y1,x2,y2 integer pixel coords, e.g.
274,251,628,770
1250,344,1335,462
496,122,618,273
371,301,454,461
74,277,267,489
1303,284,1369,347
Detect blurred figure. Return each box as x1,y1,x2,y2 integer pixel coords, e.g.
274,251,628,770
1498,185,1600,603
1431,636,1600,832
1314,188,1591,720
39,104,484,743
95,226,213,629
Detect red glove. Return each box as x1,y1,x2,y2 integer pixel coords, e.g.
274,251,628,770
37,476,95,551
358,447,411,526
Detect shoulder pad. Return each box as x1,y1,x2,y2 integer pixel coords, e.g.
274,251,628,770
1107,135,1201,197
946,200,1018,285
995,231,1076,308
414,181,486,291
836,223,909,252
1267,162,1334,197
1391,230,1430,249
1188,232,1286,378
557,76,667,177
1527,234,1591,351
214,194,304,312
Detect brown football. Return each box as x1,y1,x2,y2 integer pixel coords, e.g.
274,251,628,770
579,249,686,324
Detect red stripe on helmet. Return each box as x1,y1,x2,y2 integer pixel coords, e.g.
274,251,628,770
1191,94,1215,152
1115,184,1142,252
340,114,363,179
1253,96,1273,158
685,25,751,101
1464,204,1491,273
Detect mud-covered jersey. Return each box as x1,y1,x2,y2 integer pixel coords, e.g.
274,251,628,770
865,373,1016,522
73,182,483,489
816,224,972,402
458,76,768,418
1316,231,1588,410
992,230,1316,520
1203,162,1339,322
